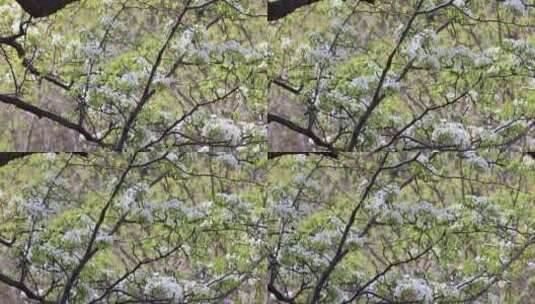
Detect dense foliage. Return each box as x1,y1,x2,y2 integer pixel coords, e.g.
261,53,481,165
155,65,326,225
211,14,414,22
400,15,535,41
0,0,534,304
0,0,265,152
268,0,534,154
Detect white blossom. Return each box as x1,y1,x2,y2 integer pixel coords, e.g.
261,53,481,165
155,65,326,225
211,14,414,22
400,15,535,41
331,0,344,8
407,29,436,60
163,199,183,211
81,41,102,59
100,15,118,28
120,72,141,87
95,232,115,245
394,276,433,303
453,0,465,7
463,151,489,171
310,230,335,245
432,122,471,148
216,152,239,167
144,275,183,302
166,152,180,162
26,198,55,217
119,188,137,210
182,207,205,220
293,174,320,190
202,116,242,144
349,75,377,91
281,37,292,50
197,146,210,152
408,33,424,60
63,229,83,244
503,0,526,12
270,197,296,218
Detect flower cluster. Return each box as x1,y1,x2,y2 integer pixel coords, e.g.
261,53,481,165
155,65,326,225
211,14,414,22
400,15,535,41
432,122,471,148
394,276,434,303
144,274,183,303
202,116,244,145
463,151,489,171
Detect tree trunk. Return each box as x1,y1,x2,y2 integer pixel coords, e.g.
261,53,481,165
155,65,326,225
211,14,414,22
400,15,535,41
15,0,78,18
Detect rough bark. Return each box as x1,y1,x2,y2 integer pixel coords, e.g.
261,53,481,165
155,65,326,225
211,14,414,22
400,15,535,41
15,0,78,18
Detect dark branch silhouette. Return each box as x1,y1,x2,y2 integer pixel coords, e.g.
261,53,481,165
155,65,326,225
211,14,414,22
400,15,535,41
15,0,78,18
0,153,35,167
268,113,337,152
267,0,374,21
268,151,339,159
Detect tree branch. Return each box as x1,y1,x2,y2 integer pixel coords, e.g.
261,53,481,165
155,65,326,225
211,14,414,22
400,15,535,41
0,272,45,302
58,154,136,303
267,0,374,21
267,151,338,159
0,94,99,144
268,113,336,152
347,0,423,151
114,4,190,151
15,0,79,18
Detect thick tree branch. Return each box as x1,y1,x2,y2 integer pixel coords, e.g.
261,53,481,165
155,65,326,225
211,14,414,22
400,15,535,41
0,152,34,166
268,0,321,21
272,77,303,95
15,0,79,18
268,151,339,159
0,272,45,302
268,113,336,152
0,94,99,144
267,0,374,21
